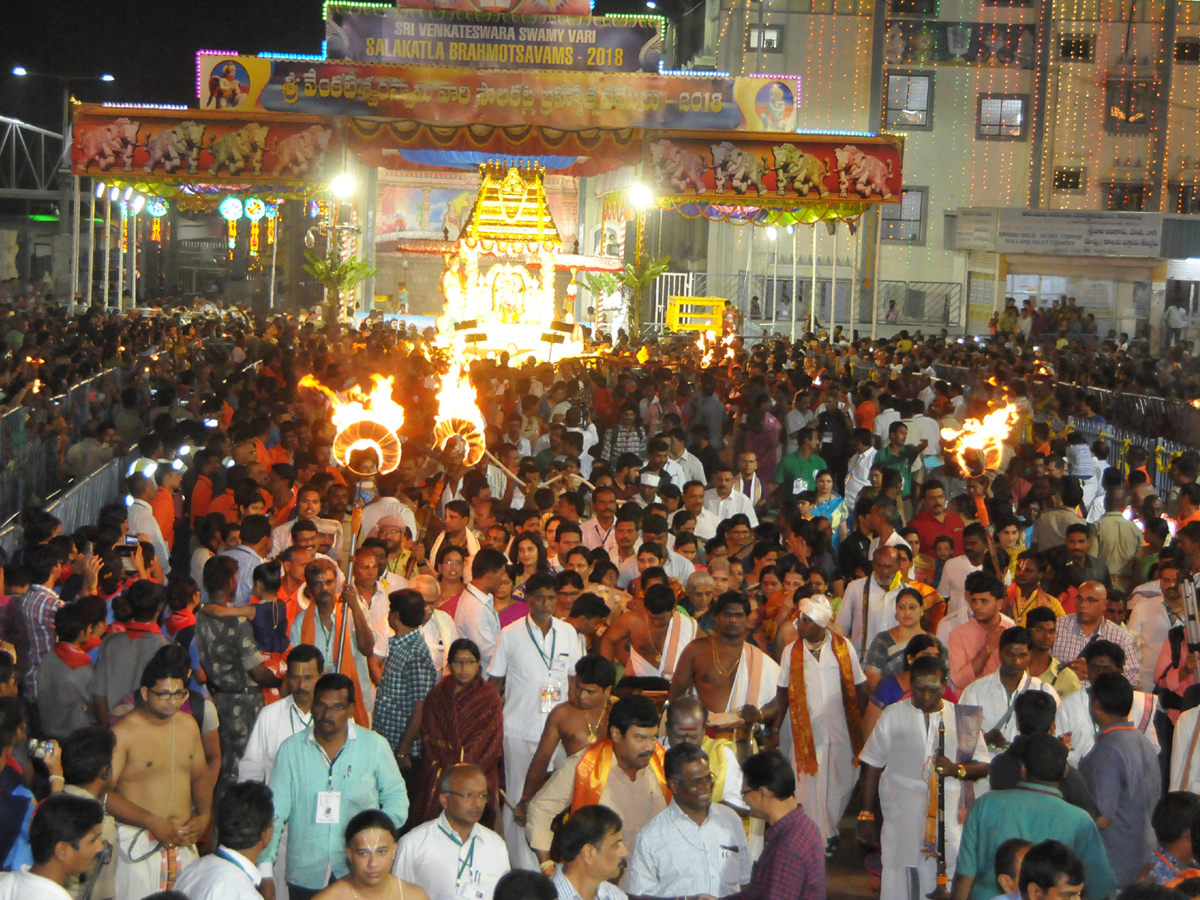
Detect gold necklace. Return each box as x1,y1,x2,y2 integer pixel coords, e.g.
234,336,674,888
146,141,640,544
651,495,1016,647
644,610,665,663
584,707,601,744
711,638,741,677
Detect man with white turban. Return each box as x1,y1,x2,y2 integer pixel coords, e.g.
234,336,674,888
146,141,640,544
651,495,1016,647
766,594,869,852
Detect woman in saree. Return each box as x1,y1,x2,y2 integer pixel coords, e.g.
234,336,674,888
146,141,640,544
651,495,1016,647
413,638,504,827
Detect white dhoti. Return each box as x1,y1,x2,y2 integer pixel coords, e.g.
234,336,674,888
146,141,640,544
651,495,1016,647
859,701,989,900
777,635,865,842
502,735,540,871
114,822,198,899
791,741,857,841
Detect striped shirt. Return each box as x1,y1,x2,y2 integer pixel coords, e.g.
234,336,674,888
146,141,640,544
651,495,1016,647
22,585,63,699
1051,616,1139,686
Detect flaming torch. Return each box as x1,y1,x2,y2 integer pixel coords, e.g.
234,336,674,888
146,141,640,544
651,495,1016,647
940,403,1020,475
433,366,487,467
298,374,405,476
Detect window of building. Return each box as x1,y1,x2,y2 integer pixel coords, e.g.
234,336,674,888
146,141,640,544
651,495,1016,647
882,187,928,244
1058,35,1095,61
1177,38,1200,63
1053,167,1085,192
886,74,933,129
977,94,1027,140
746,26,783,52
890,0,937,15
1106,184,1145,211
1171,185,1200,214
1104,77,1153,133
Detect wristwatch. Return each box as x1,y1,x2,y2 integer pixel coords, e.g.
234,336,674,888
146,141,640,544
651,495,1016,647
956,764,967,779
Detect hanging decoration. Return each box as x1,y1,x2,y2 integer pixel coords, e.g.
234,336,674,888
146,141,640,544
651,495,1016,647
146,197,168,242
244,197,267,256
219,196,244,259
265,201,279,245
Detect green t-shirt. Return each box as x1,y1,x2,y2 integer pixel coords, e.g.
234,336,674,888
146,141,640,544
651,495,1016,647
876,444,920,496
773,451,827,505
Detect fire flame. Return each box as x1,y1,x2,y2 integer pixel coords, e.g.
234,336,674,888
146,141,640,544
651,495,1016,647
696,330,735,367
298,374,405,476
433,366,487,467
940,403,1020,474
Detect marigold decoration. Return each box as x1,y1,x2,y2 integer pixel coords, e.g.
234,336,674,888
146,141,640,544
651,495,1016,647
941,403,1020,474
433,366,487,467
298,374,404,476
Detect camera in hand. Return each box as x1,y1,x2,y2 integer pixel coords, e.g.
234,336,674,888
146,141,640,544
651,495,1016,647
27,739,53,760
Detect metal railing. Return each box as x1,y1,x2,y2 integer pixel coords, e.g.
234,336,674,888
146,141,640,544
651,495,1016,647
0,455,129,558
651,272,963,332
0,368,125,530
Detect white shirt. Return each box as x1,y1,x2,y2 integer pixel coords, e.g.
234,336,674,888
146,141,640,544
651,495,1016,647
581,517,619,557
835,575,900,661
1171,705,1200,793
239,695,314,784
174,847,261,900
907,414,942,465
670,451,707,487
702,489,758,528
421,609,458,676
873,408,901,442
845,447,877,509
867,530,911,561
1055,685,1159,766
958,670,1060,743
0,867,71,900
616,547,696,589
393,812,510,900
354,582,393,658
127,497,171,575
784,408,816,456
487,615,582,742
1128,599,1183,693
670,507,720,541
938,555,983,619
455,583,501,671
626,801,751,898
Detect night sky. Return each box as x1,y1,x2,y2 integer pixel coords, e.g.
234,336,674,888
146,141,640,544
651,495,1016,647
0,0,647,133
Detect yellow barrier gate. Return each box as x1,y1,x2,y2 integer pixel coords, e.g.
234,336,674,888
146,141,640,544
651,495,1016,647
665,296,725,333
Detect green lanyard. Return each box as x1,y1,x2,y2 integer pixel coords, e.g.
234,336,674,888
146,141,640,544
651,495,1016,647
525,617,557,671
438,826,477,885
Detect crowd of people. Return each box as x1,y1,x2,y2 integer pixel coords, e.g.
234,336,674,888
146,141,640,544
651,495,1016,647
1,293,1200,900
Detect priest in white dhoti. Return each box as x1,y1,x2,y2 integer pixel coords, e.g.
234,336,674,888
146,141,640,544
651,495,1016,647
858,654,990,900
958,626,1059,748
1054,638,1159,766
626,607,697,680
835,548,904,661
773,595,868,845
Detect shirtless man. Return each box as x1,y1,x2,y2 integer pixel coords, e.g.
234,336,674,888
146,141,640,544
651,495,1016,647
669,593,781,729
516,655,616,826
314,809,427,900
108,649,215,898
600,583,697,680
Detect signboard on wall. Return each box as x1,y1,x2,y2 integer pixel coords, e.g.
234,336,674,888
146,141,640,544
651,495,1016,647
954,208,1164,258
195,53,799,132
391,0,592,18
326,8,663,73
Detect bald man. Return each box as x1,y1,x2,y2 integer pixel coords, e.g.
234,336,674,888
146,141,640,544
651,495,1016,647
411,574,457,676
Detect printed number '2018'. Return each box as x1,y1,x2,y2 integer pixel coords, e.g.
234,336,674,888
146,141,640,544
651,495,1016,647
587,48,625,67
678,92,724,112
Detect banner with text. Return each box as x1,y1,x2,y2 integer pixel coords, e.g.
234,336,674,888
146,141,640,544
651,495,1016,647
391,0,592,18
643,131,902,205
953,208,1164,257
196,54,799,131
326,8,663,73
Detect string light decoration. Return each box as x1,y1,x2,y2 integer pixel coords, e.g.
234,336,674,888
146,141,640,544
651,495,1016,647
120,206,128,254
146,197,168,242
244,198,266,256
265,201,279,244
219,197,243,260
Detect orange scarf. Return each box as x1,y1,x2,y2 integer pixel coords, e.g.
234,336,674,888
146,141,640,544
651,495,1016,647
788,632,864,776
300,604,369,726
571,739,671,812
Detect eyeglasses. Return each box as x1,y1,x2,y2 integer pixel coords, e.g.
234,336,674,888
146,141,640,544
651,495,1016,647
678,773,716,789
444,790,489,802
148,689,188,700
313,702,351,713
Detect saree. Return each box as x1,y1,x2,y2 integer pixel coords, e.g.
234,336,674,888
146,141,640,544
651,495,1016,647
414,675,504,827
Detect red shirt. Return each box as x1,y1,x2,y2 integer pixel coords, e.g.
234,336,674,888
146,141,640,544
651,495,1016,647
908,508,966,557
